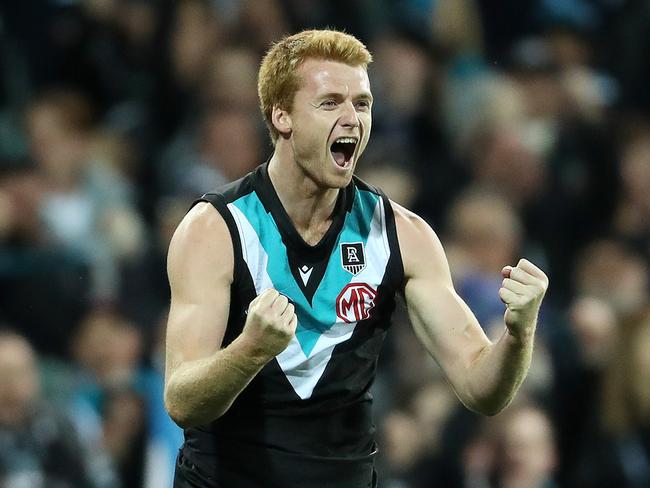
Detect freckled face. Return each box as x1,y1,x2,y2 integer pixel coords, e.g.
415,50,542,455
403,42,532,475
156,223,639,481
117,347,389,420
286,59,372,189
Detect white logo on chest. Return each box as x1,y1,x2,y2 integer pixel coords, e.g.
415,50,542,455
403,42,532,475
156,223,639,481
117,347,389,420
298,265,313,286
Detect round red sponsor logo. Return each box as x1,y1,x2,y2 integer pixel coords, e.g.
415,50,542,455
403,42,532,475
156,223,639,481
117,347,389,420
336,283,377,323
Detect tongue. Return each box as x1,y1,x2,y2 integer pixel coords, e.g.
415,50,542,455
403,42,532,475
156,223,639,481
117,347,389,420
332,150,346,166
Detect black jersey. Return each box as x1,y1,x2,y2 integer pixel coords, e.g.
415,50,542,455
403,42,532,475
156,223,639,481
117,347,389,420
176,163,404,488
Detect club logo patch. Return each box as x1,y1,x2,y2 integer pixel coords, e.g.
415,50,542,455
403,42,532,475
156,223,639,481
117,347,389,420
336,283,377,323
341,242,366,275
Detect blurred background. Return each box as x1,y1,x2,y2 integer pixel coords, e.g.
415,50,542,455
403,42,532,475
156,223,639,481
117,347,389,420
0,0,648,487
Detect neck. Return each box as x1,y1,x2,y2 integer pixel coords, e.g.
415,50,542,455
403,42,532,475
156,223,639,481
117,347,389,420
267,150,340,236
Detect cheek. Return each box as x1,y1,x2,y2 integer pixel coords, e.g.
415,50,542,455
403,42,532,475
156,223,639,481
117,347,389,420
360,120,372,152
292,128,324,160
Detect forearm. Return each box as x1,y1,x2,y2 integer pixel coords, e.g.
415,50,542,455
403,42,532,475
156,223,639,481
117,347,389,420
165,335,272,427
462,326,535,416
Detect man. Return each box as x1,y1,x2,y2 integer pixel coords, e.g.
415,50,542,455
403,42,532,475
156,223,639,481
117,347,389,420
0,331,97,487
165,29,548,488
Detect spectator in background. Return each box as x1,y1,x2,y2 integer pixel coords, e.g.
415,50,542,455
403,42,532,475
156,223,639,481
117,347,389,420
69,307,148,486
202,47,261,112
573,239,648,321
157,40,266,202
552,294,618,469
118,196,187,332
367,33,434,159
26,88,145,304
435,0,620,303
143,310,185,488
461,403,558,488
365,31,456,227
0,164,91,357
79,0,170,130
69,307,182,488
158,107,263,200
496,404,558,488
607,0,650,114
568,310,650,487
445,188,524,334
231,0,290,57
0,330,113,487
551,240,649,487
380,379,459,488
613,123,650,256
163,0,222,137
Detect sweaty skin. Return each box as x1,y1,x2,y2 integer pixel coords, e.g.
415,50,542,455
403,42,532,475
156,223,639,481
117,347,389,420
164,58,548,428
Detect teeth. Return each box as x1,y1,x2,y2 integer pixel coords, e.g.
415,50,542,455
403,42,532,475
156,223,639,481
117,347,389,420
334,137,357,144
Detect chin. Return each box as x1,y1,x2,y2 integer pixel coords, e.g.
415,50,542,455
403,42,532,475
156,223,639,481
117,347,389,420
325,169,354,189
298,155,355,189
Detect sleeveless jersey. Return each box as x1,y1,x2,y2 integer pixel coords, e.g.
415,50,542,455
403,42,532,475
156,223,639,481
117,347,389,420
178,163,404,488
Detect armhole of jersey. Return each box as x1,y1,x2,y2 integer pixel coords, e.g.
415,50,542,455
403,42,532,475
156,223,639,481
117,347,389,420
379,192,405,295
192,194,245,287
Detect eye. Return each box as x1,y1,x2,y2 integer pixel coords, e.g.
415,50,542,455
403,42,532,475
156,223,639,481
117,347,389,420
355,100,371,111
320,100,338,109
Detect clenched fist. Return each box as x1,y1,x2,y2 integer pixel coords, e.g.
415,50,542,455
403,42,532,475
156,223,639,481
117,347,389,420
242,289,298,358
499,258,549,340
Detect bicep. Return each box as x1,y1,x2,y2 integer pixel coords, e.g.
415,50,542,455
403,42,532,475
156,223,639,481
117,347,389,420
165,203,234,381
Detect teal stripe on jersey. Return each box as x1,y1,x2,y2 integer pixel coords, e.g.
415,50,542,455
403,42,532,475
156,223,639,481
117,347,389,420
232,189,379,357
309,189,378,344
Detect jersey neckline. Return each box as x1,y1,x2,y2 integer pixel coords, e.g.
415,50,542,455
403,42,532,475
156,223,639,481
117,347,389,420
252,162,354,260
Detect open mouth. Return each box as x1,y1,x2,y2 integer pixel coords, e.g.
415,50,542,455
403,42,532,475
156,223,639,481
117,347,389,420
330,137,358,167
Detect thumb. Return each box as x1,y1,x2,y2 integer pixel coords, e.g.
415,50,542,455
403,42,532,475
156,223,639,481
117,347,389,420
501,266,512,279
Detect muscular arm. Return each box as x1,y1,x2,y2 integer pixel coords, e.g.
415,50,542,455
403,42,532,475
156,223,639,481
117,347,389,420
394,203,547,415
164,203,292,428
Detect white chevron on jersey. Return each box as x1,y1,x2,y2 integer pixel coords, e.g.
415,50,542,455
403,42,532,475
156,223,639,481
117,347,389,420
227,202,273,295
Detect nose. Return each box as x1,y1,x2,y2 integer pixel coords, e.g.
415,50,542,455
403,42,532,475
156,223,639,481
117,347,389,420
339,101,359,128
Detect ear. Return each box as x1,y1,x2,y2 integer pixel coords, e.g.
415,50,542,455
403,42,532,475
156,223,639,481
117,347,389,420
271,106,292,137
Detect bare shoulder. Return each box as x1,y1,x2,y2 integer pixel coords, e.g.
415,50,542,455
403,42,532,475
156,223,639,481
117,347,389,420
168,202,234,292
169,202,230,255
392,198,430,224
390,200,450,281
391,200,443,252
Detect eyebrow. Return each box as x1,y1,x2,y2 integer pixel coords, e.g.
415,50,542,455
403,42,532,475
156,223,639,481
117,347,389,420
316,92,374,102
355,93,374,103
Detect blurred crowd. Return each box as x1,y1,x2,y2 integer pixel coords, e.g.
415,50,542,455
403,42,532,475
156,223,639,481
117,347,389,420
0,0,648,487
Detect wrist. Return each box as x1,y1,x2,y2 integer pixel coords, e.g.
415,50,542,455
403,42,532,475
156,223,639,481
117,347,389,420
505,325,535,346
231,333,275,366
